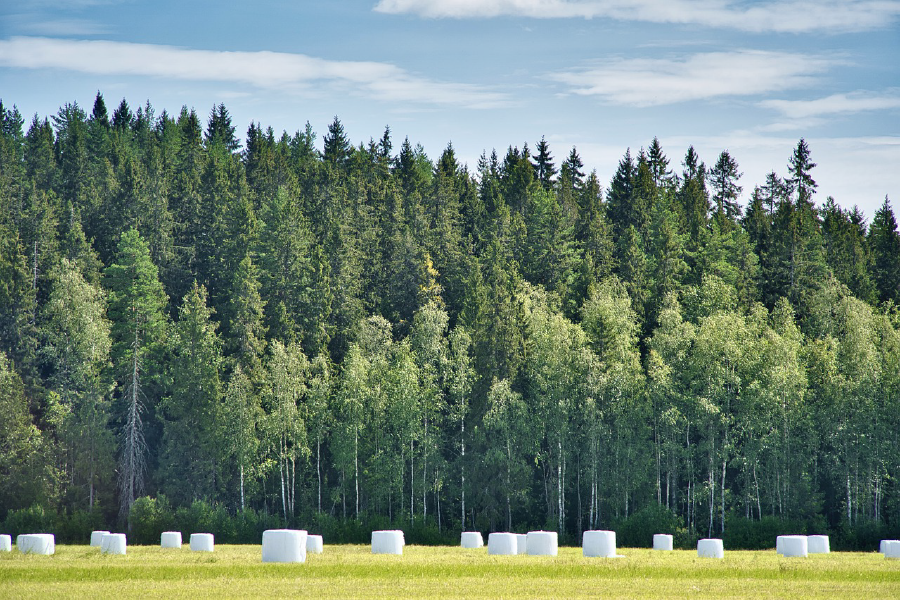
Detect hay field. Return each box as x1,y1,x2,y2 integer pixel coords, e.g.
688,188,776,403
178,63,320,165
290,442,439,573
1,544,898,599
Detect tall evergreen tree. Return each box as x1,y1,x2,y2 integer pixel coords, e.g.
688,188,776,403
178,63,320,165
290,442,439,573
532,136,557,190
869,197,900,304
104,228,168,520
707,150,742,231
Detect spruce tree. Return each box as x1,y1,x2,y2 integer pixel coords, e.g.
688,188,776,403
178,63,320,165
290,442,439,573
869,197,900,304
104,228,168,520
532,136,557,190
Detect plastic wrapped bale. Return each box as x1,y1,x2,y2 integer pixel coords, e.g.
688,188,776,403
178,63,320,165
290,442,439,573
371,530,404,555
582,530,617,558
526,531,558,556
190,533,215,552
17,534,55,555
0,534,11,552
306,534,323,554
775,535,801,554
880,540,899,554
516,534,527,555
779,535,808,558
487,533,518,555
653,534,674,551
90,530,110,547
697,538,724,558
807,535,830,554
884,540,900,559
460,532,484,548
101,533,127,555
262,529,307,563
161,531,182,548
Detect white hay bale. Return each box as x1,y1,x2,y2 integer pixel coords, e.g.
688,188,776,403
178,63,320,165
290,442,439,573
161,531,182,548
371,530,404,555
460,532,483,548
306,534,323,554
487,532,518,555
100,533,126,555
262,529,307,563
583,530,617,558
526,531,558,556
807,535,830,554
90,530,110,547
697,538,724,558
653,534,674,551
190,533,214,552
516,534,527,555
0,534,11,552
884,540,900,559
779,535,808,558
17,533,55,555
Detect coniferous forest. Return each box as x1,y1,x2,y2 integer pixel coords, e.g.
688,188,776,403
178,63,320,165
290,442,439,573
1,94,899,548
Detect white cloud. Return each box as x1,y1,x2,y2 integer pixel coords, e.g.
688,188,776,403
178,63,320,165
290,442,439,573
549,50,835,106
760,90,900,119
0,37,508,109
373,0,900,33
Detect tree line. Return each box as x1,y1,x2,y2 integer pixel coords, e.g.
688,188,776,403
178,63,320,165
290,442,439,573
1,94,899,546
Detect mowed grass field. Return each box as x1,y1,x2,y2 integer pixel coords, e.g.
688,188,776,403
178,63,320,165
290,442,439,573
1,543,899,599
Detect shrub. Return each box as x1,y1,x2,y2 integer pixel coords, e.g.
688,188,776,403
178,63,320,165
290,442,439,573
615,504,681,548
2,504,55,537
54,509,104,543
130,496,175,545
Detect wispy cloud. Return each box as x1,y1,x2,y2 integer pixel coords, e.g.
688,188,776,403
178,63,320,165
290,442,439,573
549,50,836,106
0,37,508,109
18,18,111,36
760,90,900,119
373,0,900,33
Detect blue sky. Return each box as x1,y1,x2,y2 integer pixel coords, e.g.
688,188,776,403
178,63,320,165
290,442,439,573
2,1,898,220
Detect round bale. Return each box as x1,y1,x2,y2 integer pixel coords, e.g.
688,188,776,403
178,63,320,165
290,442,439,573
306,534,323,554
262,529,307,563
526,531,558,556
460,532,483,548
90,530,110,547
583,530,617,558
17,533,55,555
487,532,518,555
161,531,182,548
653,534,674,551
697,538,724,558
807,535,830,554
101,533,126,555
371,530,404,555
190,533,214,552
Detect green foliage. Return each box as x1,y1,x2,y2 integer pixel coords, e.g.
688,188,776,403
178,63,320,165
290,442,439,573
1,504,55,537
614,504,681,548
2,96,900,548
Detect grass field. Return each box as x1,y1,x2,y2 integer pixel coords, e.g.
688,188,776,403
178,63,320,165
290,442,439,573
2,543,899,598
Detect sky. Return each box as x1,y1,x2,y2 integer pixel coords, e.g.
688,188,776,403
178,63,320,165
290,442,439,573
1,0,898,220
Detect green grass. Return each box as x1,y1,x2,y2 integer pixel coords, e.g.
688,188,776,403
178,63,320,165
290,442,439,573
1,544,899,598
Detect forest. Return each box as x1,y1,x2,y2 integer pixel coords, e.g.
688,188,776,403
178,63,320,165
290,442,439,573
0,94,899,548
